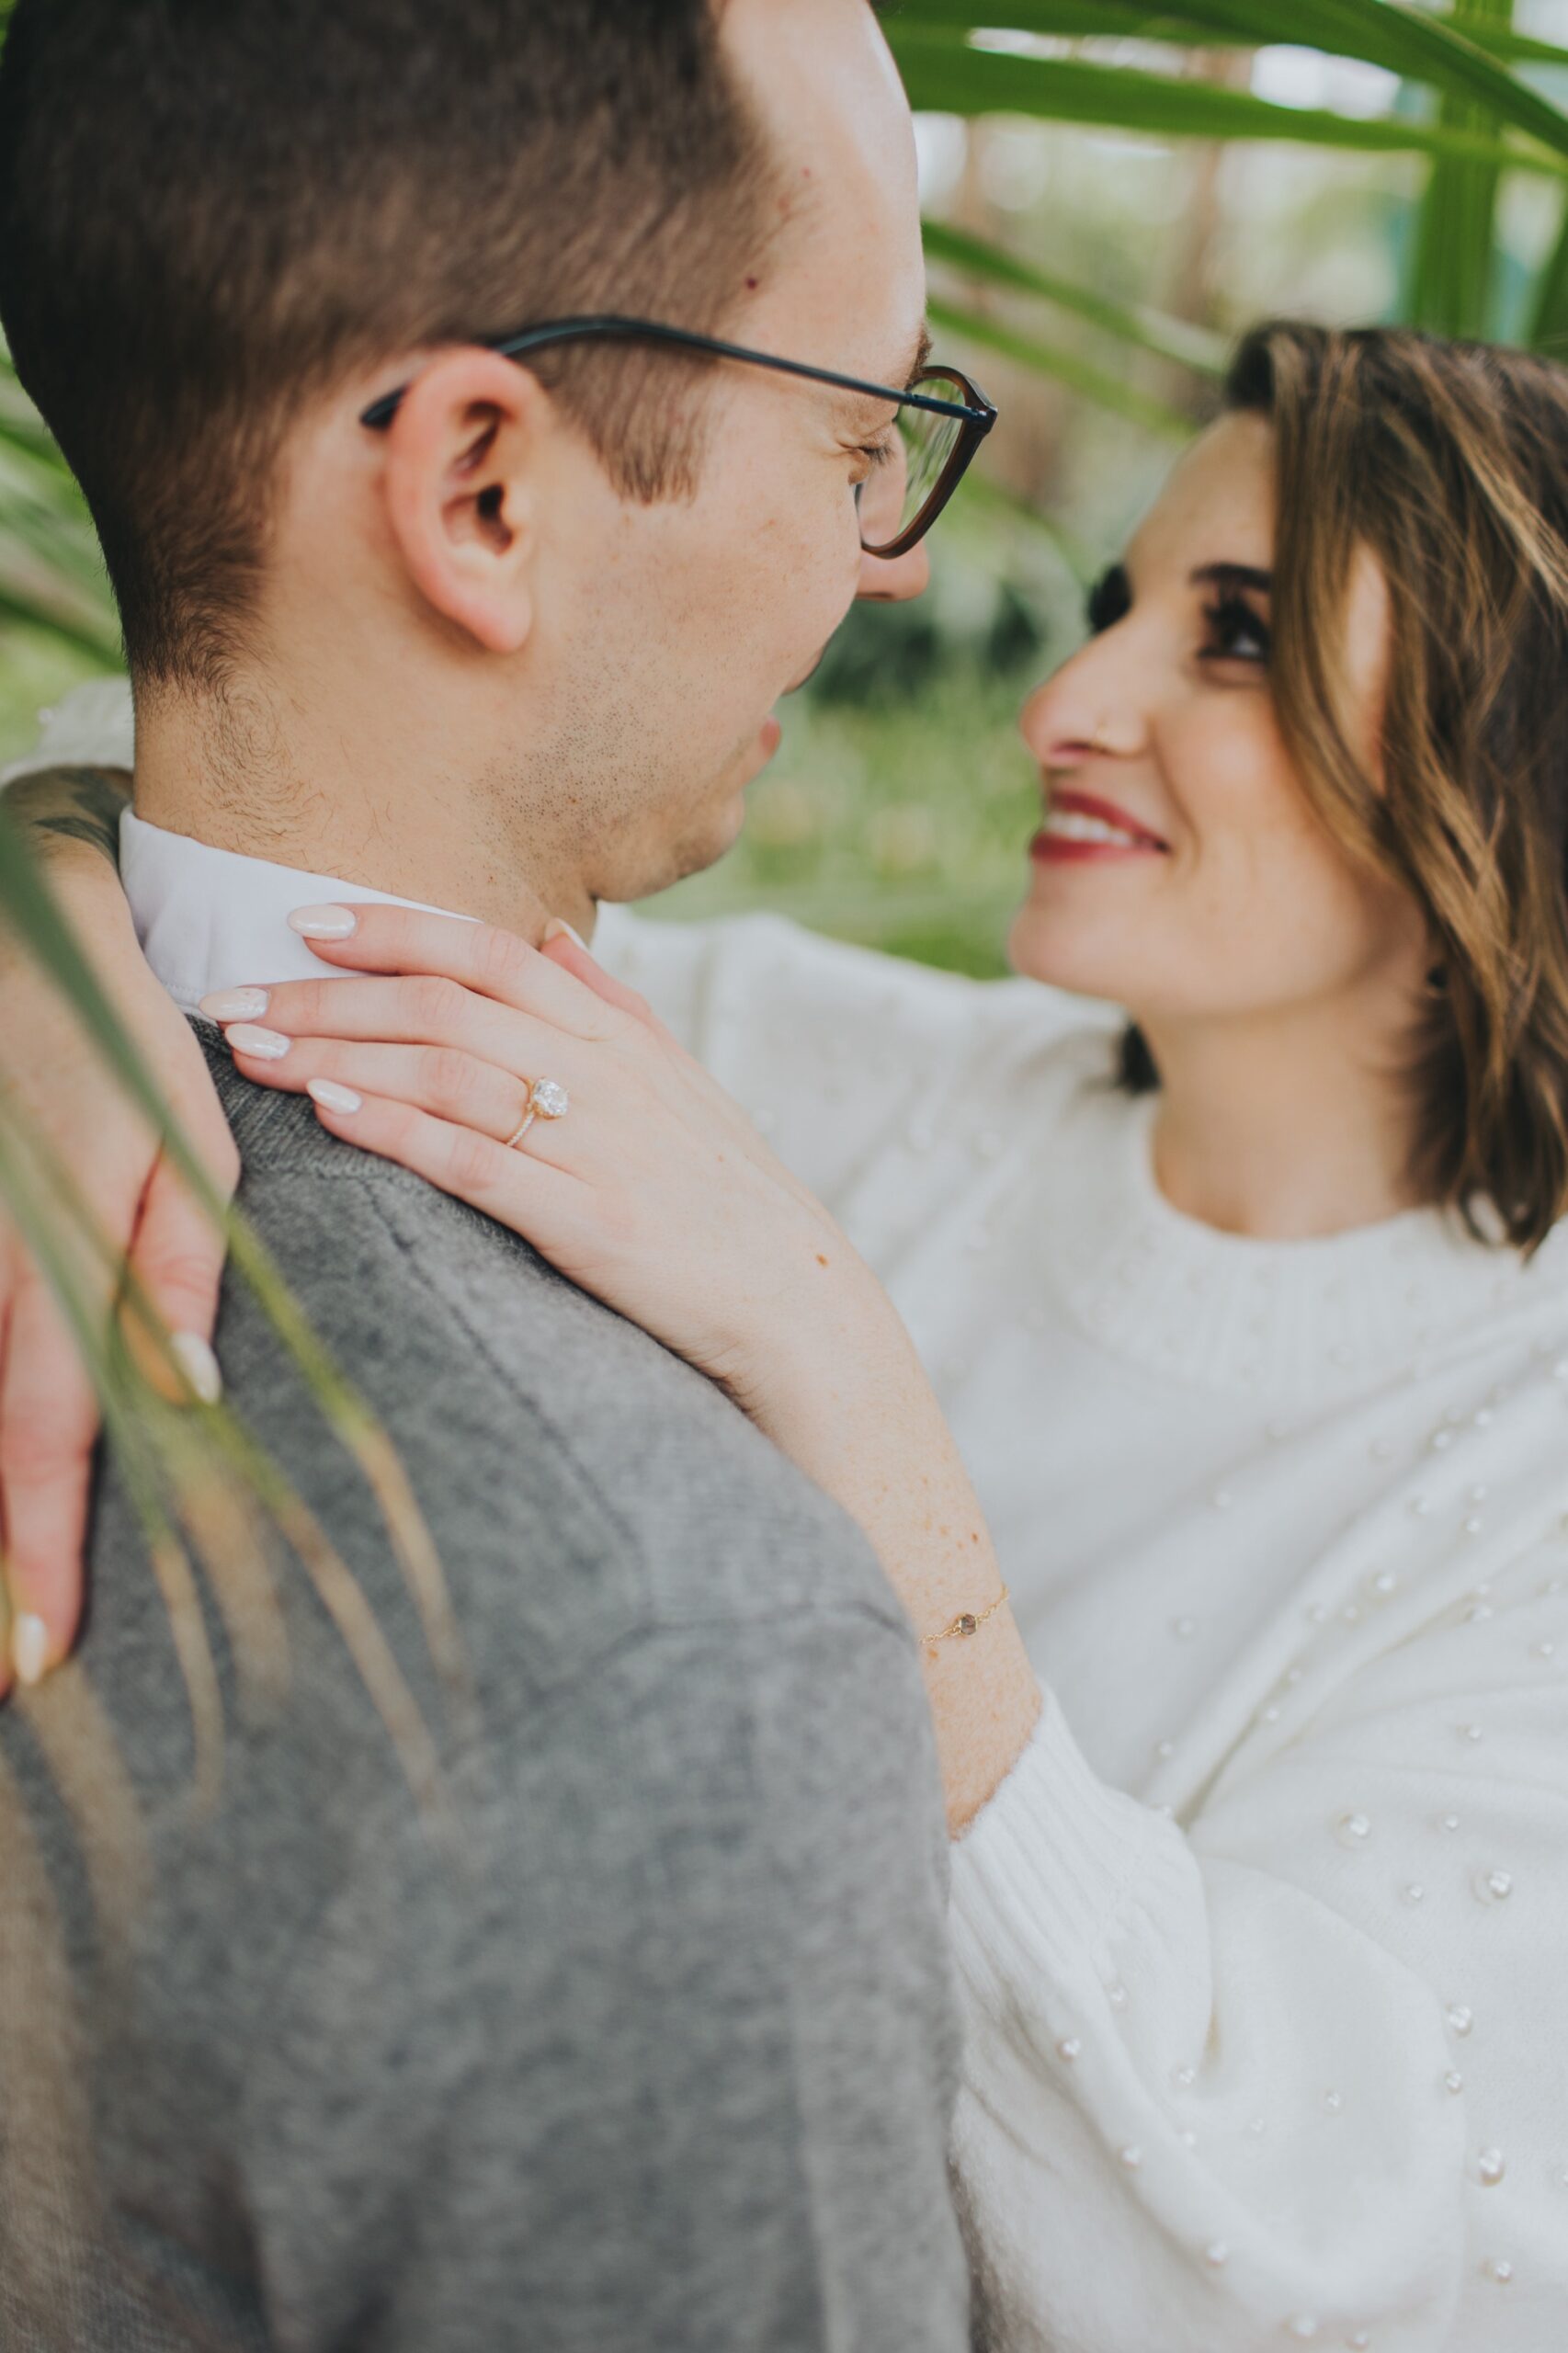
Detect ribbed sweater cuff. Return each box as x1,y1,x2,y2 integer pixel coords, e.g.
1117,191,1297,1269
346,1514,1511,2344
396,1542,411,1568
950,1685,1160,1988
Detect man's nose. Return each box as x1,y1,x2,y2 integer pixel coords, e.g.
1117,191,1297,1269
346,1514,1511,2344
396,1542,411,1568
855,540,931,603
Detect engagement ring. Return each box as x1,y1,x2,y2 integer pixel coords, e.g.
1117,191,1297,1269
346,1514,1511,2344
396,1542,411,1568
506,1077,571,1151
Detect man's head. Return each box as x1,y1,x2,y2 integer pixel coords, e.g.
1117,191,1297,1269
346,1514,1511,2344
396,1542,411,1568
0,0,929,918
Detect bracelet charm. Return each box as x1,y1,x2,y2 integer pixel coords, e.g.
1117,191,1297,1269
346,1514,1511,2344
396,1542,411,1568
925,1586,1009,1646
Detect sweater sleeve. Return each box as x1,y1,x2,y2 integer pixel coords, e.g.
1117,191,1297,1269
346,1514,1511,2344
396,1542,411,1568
0,675,136,787
949,1547,1568,2350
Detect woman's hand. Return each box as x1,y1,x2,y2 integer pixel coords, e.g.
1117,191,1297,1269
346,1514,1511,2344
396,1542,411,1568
213,902,871,1417
0,771,238,1688
216,902,1042,1829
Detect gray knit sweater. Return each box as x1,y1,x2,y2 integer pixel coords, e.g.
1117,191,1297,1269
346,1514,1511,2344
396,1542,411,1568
0,1040,969,2353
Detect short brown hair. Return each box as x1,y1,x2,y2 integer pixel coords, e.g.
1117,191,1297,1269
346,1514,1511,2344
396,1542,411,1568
1121,321,1568,1255
0,0,778,687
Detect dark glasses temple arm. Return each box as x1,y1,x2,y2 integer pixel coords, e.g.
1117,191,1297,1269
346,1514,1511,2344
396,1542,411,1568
359,314,994,431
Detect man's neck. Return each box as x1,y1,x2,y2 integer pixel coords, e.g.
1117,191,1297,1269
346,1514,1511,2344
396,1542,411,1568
131,682,561,941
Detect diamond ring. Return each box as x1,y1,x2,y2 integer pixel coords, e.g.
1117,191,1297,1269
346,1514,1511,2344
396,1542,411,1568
505,1077,571,1152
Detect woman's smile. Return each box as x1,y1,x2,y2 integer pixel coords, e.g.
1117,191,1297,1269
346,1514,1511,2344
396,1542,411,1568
1031,788,1170,863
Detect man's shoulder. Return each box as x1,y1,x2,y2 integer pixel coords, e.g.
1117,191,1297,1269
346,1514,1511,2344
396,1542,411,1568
206,1046,904,1677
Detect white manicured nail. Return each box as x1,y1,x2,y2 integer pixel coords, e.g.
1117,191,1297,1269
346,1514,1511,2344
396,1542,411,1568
226,1023,291,1061
288,904,358,939
170,1330,222,1405
542,917,588,951
199,986,269,1022
11,1612,49,1688
308,1078,363,1115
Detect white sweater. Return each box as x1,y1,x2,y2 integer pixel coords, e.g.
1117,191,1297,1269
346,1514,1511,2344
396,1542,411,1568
16,687,1568,2349
596,904,1568,2353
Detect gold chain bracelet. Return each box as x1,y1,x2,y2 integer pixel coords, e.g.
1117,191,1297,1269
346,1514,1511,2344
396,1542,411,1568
923,1585,1010,1646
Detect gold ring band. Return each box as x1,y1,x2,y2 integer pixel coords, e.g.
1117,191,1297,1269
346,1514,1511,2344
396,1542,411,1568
504,1077,571,1154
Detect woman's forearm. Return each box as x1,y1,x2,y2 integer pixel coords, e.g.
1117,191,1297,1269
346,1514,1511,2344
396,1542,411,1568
744,1288,1042,1836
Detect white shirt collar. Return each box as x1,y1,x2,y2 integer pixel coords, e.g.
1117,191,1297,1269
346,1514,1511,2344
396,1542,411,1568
121,809,472,1016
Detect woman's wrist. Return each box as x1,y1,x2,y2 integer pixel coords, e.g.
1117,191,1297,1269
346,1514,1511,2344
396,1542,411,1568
724,1245,912,1442
737,1270,1042,1831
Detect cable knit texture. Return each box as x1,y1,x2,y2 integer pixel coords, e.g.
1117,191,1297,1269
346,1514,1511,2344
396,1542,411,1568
15,684,1568,2350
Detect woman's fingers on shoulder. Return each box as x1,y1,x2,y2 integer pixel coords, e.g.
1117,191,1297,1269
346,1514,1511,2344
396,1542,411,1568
287,901,629,1041
540,930,664,1034
305,1085,579,1222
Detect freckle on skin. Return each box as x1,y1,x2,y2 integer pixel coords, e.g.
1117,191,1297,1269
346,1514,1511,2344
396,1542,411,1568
816,1254,830,1267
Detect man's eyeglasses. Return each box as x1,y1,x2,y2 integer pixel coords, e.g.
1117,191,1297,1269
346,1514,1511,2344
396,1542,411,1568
359,314,998,560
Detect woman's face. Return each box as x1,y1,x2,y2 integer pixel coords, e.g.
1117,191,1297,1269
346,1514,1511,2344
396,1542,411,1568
1009,413,1429,1036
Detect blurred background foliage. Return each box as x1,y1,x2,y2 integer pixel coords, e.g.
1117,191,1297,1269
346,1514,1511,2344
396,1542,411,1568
6,0,1568,974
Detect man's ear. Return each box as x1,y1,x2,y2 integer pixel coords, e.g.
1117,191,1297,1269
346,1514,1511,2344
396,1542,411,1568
378,350,544,654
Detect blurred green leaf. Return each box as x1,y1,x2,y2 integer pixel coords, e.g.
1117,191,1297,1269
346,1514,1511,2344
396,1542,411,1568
1527,197,1568,353
0,347,119,662
927,294,1195,433
0,801,466,1750
0,587,117,666
923,218,1230,374
889,30,1568,172
1410,0,1513,338
893,2,1568,147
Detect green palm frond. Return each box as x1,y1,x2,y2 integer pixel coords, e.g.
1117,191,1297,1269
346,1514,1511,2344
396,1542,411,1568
891,31,1568,174
1409,0,1514,338
879,0,1568,532
0,345,119,662
0,801,466,1802
927,295,1196,434
923,219,1231,376
892,2,1568,139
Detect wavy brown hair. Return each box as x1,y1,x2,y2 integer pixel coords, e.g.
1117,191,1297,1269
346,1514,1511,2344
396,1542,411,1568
1119,319,1568,1255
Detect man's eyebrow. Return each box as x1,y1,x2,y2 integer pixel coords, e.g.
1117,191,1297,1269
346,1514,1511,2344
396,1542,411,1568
1191,562,1272,594
901,323,934,391
836,325,935,424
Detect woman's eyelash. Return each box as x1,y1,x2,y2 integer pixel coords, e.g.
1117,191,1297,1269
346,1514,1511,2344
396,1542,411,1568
1200,594,1271,661
859,438,897,468
1086,565,1131,635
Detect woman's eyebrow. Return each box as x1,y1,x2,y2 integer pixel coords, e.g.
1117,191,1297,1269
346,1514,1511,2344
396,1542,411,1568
1191,562,1273,594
